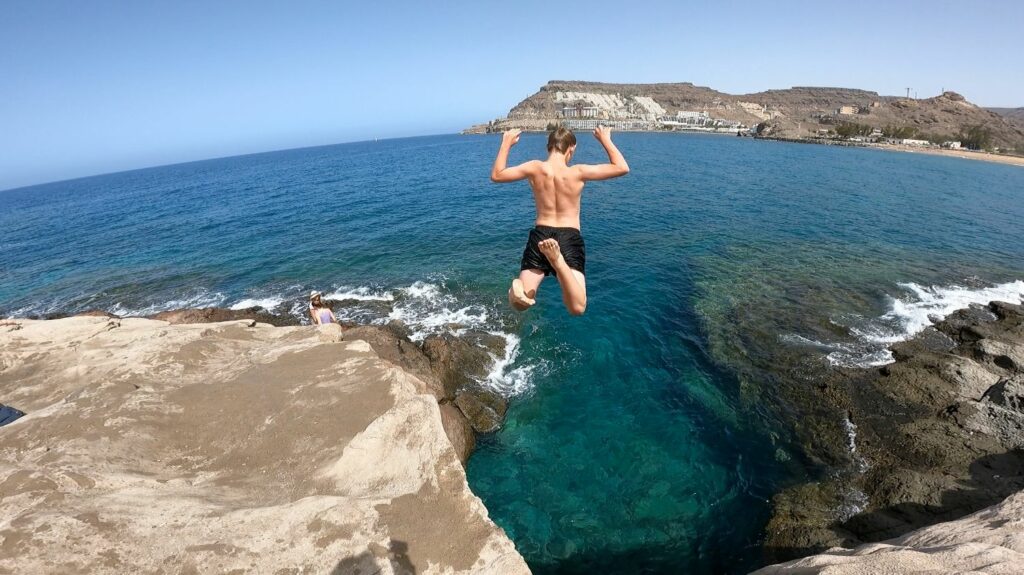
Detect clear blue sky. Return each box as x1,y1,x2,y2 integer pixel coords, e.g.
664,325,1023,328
2,0,1022,190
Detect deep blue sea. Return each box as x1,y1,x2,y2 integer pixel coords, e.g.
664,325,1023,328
3,133,1024,573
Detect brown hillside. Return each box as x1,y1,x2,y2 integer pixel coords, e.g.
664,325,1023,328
481,81,1024,150
988,107,1024,129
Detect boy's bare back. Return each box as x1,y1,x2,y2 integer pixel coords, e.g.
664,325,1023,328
491,125,629,231
489,125,629,316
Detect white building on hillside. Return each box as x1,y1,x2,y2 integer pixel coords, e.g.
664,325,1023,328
675,110,710,122
562,105,600,118
564,119,650,131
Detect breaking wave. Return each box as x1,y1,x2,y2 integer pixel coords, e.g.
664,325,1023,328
108,289,228,317
785,279,1024,368
229,296,285,311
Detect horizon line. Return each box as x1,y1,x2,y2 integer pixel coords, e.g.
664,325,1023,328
0,132,466,194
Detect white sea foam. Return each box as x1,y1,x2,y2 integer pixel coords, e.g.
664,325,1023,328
843,414,869,474
386,281,489,341
324,286,395,302
779,334,893,368
326,280,538,396
826,349,895,369
868,281,1022,343
229,297,284,311
785,280,1024,369
836,487,870,523
825,414,870,522
480,331,539,397
109,290,227,317
398,281,442,300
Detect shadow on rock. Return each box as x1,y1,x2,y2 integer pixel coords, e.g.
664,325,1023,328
841,448,1024,543
332,540,416,575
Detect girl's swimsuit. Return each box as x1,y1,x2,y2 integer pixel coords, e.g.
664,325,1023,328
316,308,334,324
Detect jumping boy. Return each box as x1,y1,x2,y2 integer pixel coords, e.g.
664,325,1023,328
490,125,629,315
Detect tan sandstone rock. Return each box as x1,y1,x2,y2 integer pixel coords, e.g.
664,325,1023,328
0,317,529,574
753,490,1024,574
317,322,345,343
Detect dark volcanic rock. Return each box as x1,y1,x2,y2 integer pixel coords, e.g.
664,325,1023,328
421,332,511,433
764,301,1024,562
454,388,509,434
39,309,121,320
933,304,998,342
888,327,955,362
383,319,412,340
324,298,394,321
422,333,495,393
342,326,448,400
148,307,299,327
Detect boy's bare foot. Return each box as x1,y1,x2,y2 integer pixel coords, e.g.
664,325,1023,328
509,278,536,310
538,238,566,268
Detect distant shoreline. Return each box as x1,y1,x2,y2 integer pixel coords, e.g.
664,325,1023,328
463,128,1024,168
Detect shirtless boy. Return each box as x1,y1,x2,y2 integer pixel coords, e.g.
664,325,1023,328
490,125,629,315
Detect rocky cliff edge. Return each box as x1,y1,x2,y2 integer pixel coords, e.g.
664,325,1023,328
0,316,529,574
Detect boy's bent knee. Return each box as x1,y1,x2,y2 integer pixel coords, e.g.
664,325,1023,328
568,302,587,316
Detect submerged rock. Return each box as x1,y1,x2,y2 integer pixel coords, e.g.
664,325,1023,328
0,316,527,574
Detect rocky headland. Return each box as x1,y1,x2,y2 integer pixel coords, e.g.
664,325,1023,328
0,315,529,574
760,300,1024,570
466,80,1024,155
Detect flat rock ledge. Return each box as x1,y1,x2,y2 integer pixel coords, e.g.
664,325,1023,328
0,316,529,574
753,489,1024,574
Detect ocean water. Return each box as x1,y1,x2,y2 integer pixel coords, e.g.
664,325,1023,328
3,133,1024,573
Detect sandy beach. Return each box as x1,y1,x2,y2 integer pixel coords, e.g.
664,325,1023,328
874,144,1024,167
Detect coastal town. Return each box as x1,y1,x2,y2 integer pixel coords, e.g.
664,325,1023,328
465,81,1024,165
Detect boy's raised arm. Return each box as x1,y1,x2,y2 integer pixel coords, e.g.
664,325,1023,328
577,126,630,181
490,129,536,182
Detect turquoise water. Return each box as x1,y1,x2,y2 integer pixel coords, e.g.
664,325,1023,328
3,134,1024,573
